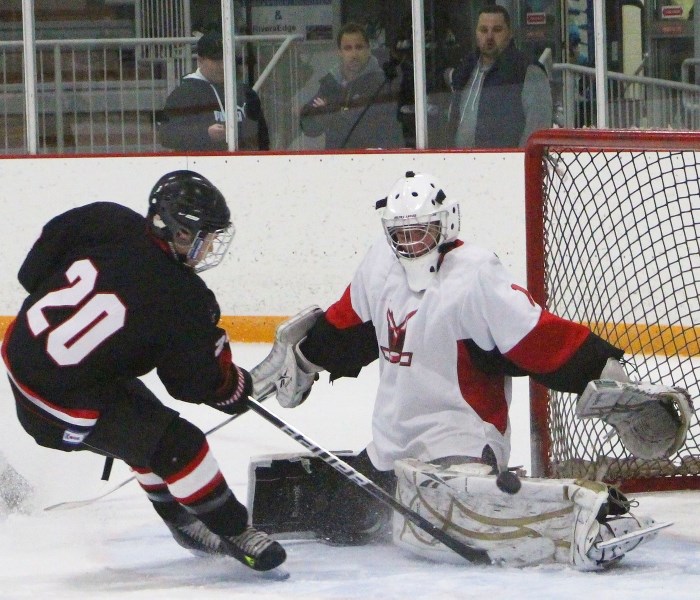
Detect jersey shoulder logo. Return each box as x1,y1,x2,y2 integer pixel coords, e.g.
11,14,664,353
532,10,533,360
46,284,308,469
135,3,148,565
380,308,417,366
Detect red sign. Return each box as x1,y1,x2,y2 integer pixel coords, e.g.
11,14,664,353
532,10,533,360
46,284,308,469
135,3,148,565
661,6,684,18
660,23,684,35
526,12,547,26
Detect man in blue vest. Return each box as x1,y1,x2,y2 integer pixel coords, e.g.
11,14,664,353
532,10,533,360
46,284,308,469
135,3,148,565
445,5,552,148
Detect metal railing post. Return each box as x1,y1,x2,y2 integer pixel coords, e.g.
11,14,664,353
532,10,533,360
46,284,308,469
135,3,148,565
53,43,64,152
562,69,575,128
21,0,38,153
222,0,239,152
411,0,428,149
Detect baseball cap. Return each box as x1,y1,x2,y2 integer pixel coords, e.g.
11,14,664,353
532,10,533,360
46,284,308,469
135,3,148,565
196,31,223,60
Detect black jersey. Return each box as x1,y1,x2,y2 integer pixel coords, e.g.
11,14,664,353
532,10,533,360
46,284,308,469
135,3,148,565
4,202,233,405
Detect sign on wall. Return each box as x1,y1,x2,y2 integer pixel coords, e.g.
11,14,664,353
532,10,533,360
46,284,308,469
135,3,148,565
250,0,338,40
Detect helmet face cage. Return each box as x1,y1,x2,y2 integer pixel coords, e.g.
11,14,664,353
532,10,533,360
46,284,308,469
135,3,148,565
161,212,234,273
383,213,447,260
148,170,233,272
187,225,235,273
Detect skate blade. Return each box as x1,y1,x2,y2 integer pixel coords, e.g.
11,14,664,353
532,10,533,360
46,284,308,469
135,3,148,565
191,550,291,580
595,521,673,549
254,566,290,581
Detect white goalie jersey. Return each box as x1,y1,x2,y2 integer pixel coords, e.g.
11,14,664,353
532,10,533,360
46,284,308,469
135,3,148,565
317,237,601,472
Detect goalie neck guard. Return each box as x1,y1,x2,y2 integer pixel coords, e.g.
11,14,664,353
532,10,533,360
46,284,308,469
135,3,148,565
148,170,234,273
376,171,460,292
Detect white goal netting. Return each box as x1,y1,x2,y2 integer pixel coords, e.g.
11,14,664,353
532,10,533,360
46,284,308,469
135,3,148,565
526,129,700,492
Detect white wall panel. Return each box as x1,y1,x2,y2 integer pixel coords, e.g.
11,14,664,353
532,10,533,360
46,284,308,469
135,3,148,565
0,151,525,315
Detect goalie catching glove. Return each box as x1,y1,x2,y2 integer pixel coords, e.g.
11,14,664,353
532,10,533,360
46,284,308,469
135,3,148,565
250,306,324,408
576,375,693,460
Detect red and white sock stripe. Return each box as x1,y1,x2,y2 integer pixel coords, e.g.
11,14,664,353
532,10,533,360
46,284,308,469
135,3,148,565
134,442,225,505
164,442,225,505
133,468,167,493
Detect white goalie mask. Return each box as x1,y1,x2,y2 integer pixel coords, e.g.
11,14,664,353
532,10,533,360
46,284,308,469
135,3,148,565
377,171,460,292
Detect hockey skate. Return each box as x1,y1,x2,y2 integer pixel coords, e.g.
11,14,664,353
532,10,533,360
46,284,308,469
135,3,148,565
220,526,287,572
587,515,671,566
162,508,286,573
163,511,223,557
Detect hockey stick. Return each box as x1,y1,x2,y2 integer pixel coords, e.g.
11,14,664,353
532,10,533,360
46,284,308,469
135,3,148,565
244,397,492,565
43,390,275,512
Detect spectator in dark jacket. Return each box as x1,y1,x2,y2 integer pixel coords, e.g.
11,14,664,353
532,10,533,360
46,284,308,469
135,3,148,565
300,22,404,149
445,5,552,148
159,31,270,151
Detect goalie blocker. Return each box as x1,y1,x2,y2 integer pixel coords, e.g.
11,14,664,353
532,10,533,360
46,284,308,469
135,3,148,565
250,305,324,408
248,454,667,569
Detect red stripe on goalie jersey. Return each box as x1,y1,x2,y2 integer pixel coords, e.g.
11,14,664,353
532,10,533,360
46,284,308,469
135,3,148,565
504,309,591,373
325,285,363,328
456,342,508,434
163,441,225,505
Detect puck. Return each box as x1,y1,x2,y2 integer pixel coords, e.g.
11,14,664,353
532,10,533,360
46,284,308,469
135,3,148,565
496,470,522,494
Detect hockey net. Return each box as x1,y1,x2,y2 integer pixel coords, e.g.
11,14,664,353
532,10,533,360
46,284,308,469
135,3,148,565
525,129,700,492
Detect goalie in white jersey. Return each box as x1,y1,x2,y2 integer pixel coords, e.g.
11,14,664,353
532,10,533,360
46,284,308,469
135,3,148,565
248,171,691,568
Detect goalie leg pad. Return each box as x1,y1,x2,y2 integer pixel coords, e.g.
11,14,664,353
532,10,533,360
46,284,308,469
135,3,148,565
393,459,661,569
248,451,393,545
393,459,576,566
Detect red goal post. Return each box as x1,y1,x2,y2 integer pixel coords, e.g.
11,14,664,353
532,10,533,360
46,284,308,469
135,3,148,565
525,128,700,493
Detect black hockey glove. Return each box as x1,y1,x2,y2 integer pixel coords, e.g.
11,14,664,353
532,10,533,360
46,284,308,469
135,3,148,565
210,365,254,416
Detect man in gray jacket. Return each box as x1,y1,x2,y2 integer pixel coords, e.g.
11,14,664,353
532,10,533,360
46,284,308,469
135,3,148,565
300,22,404,149
445,5,552,148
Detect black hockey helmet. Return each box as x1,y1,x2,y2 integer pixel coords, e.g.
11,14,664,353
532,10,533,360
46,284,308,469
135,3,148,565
148,170,234,272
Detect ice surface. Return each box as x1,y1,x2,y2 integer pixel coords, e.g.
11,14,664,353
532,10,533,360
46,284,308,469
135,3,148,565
1,344,699,599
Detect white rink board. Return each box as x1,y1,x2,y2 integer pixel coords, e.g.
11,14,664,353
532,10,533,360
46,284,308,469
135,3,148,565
0,151,525,316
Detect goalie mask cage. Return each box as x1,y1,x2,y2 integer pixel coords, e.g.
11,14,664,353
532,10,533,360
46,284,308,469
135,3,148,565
525,128,700,493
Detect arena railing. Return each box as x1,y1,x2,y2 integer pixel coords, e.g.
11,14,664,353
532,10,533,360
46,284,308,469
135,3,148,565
552,62,700,130
0,34,302,155
4,35,700,156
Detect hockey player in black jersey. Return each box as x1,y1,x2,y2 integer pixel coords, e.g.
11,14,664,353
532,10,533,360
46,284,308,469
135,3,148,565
1,170,285,573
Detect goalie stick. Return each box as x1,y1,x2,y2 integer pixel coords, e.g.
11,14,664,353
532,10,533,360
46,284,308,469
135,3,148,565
244,397,492,565
44,388,276,512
